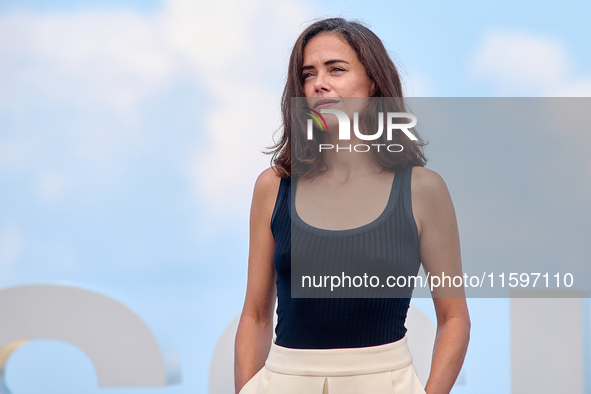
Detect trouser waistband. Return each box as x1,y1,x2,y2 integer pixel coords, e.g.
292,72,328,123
265,336,413,376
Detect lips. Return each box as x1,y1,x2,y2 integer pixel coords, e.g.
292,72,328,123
313,98,340,109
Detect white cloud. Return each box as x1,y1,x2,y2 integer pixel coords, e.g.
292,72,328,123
188,80,281,223
0,0,314,221
553,78,591,97
0,137,38,176
469,29,591,97
36,171,72,202
160,0,258,75
159,0,313,217
0,10,178,116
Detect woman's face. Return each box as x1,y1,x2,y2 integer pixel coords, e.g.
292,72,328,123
301,32,375,131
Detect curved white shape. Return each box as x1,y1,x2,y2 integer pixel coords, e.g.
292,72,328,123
405,304,437,385
209,303,453,393
209,315,241,394
0,284,181,391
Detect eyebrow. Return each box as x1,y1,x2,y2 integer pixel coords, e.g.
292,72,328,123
301,59,349,72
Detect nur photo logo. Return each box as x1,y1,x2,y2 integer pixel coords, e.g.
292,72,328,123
301,105,418,153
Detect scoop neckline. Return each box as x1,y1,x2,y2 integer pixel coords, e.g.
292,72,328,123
290,171,403,238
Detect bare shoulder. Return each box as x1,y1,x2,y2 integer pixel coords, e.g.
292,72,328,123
253,166,282,198
410,166,450,201
410,166,455,236
251,166,283,218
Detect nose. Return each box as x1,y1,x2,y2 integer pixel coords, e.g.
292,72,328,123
314,71,330,93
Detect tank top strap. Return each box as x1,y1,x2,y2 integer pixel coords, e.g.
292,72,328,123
400,165,419,248
271,176,290,238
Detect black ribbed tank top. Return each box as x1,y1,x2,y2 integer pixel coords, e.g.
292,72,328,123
271,164,421,349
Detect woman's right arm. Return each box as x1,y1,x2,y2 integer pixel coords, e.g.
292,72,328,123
234,167,281,394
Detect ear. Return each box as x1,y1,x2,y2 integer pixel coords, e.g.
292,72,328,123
369,80,376,96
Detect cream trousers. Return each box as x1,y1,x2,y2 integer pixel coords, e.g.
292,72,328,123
239,336,427,394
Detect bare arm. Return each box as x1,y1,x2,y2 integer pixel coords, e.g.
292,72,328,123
234,167,281,394
411,167,471,394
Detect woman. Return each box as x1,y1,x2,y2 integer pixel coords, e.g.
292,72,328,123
235,17,470,394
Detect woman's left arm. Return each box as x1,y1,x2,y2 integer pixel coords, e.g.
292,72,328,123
411,167,471,394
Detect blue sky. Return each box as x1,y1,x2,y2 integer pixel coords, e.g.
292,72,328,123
1,0,590,393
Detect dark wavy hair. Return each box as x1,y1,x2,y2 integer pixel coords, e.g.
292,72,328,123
267,17,427,178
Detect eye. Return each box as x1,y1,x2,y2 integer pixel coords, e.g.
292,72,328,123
331,67,345,73
302,73,314,81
